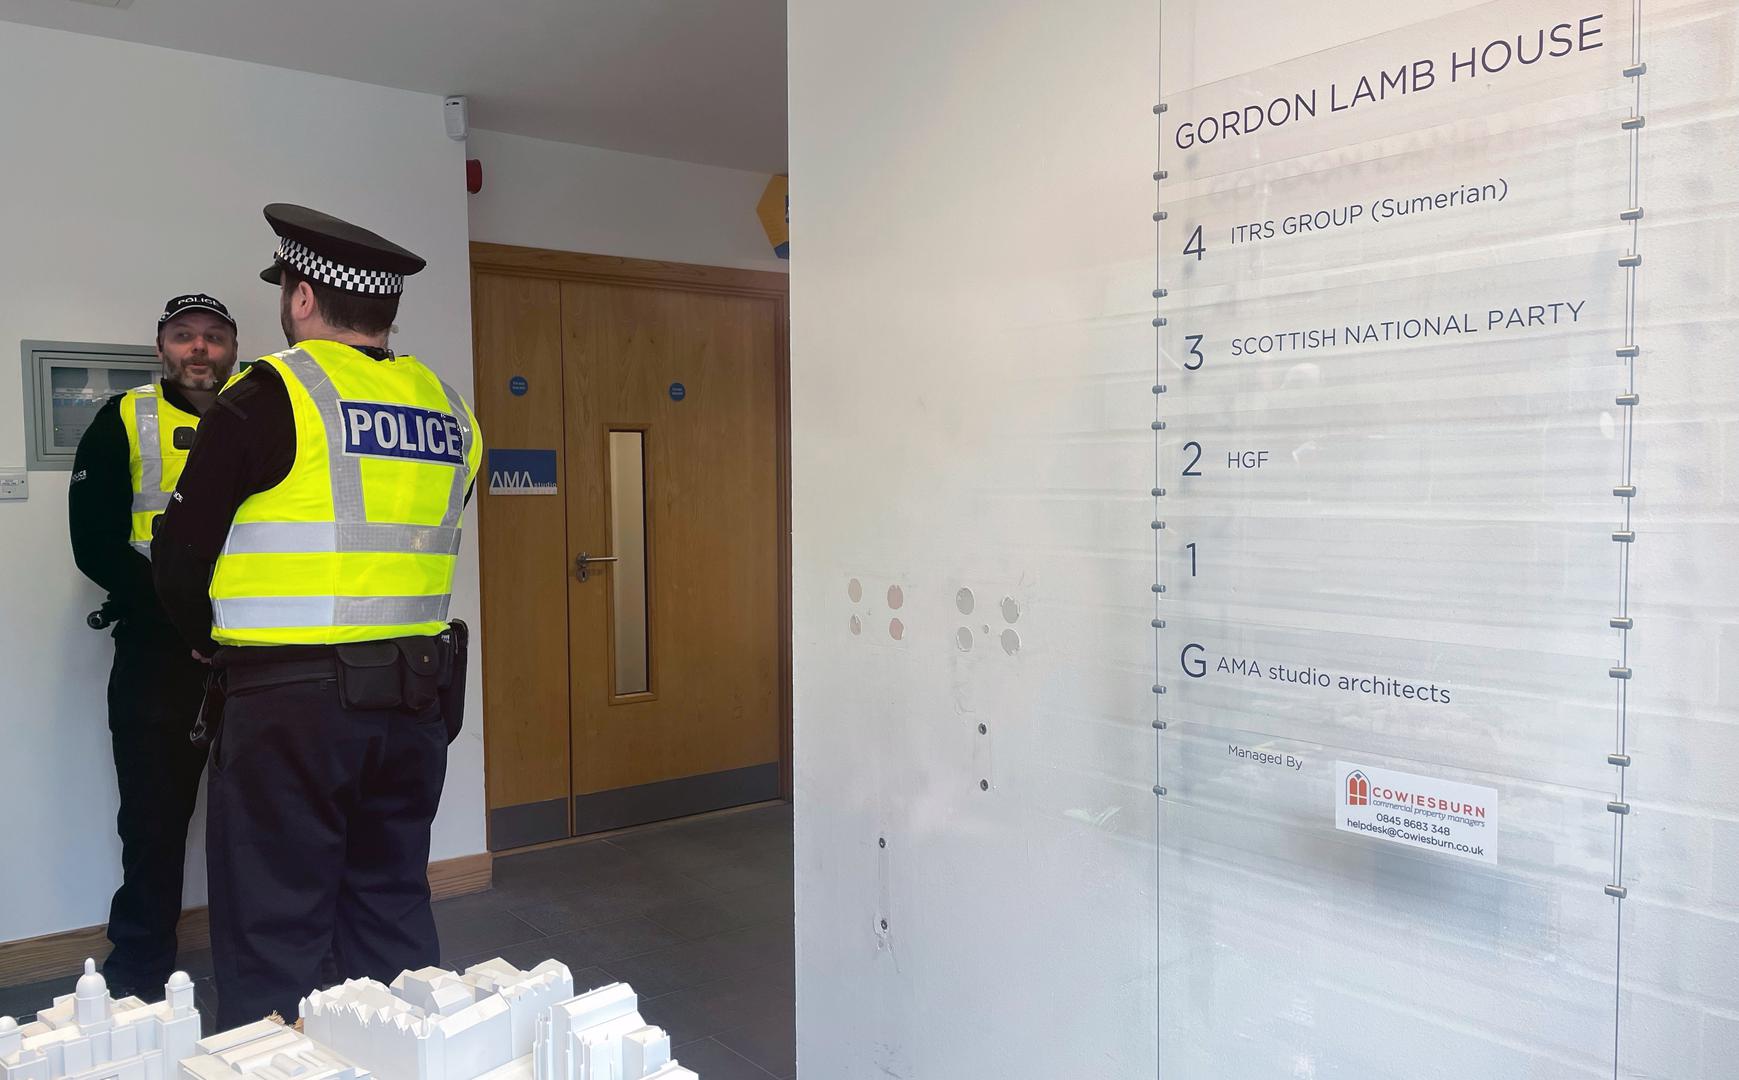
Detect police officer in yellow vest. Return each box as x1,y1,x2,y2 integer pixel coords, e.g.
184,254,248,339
152,205,481,1028
68,293,240,997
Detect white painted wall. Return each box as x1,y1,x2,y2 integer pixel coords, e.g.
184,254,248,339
0,21,484,942
465,128,788,273
790,1,1161,1076
791,0,1738,1078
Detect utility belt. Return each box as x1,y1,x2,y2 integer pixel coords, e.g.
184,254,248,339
192,621,469,748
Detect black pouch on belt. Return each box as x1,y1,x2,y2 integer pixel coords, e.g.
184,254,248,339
334,640,405,709
396,636,442,712
437,620,469,744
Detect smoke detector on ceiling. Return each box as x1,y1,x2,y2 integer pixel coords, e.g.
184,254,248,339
63,0,135,8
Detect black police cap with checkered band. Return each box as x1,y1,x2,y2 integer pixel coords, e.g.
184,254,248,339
259,203,426,296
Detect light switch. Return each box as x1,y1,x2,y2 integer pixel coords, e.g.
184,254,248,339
0,469,29,501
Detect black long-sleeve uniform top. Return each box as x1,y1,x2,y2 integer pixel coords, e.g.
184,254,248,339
152,348,473,656
69,380,203,630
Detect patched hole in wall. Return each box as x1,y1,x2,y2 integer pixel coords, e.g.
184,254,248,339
957,585,1024,657
848,578,863,603
889,618,905,641
887,585,905,610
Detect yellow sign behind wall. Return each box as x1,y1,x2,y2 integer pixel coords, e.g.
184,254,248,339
757,175,789,259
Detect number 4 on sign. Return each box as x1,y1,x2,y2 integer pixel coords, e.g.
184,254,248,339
1183,225,1205,260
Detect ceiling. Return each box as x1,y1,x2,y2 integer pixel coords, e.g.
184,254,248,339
0,0,788,173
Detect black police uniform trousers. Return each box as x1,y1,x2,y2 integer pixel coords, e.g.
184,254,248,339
206,672,447,1029
104,623,209,994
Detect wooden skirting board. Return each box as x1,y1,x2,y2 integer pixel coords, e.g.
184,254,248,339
0,852,492,988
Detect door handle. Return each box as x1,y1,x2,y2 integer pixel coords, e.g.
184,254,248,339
574,552,619,583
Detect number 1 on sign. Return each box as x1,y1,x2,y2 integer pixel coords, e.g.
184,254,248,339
1186,542,1197,577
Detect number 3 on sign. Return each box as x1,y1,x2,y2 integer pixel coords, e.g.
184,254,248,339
1183,334,1204,371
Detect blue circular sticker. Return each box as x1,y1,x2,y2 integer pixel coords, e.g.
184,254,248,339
669,382,687,402
509,375,528,397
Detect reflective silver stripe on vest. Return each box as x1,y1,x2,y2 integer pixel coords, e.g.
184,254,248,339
222,521,463,556
131,540,152,557
212,593,453,630
130,393,172,515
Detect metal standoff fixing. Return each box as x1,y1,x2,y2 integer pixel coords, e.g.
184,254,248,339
1153,288,1169,299
1151,584,1166,594
1616,344,1640,358
1151,520,1165,531
1607,801,1632,815
1152,316,1168,327
1151,619,1166,629
1153,103,1168,114
1153,211,1168,222
1152,384,1168,394
1617,393,1640,406
1613,485,1637,498
1151,420,1167,431
1623,62,1647,77
1608,754,1633,767
1612,530,1636,543
1620,208,1644,221
1610,616,1635,630
1605,884,1629,899
1152,785,1167,796
1152,719,1168,730
1151,487,1166,497
1610,666,1633,680
1619,253,1643,267
1621,115,1646,130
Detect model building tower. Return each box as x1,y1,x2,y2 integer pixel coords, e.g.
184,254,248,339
179,1020,368,1080
300,960,578,1080
531,983,691,1080
0,960,200,1080
300,961,696,1080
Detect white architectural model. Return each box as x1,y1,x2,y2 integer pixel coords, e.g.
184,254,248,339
300,961,695,1080
180,1020,367,1080
1,960,696,1080
0,960,200,1080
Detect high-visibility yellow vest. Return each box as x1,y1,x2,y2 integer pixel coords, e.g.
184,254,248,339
209,340,482,646
118,384,201,559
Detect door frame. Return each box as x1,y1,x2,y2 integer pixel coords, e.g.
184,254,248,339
469,242,795,811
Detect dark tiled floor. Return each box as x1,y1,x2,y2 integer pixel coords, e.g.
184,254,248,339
0,803,796,1079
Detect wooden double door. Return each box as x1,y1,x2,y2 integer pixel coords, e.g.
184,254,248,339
471,245,789,850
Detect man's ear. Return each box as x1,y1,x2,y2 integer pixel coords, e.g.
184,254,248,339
295,280,317,318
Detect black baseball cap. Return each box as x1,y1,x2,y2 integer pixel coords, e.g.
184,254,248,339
259,203,426,296
158,293,236,332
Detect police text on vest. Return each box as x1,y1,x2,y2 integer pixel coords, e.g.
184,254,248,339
340,401,465,466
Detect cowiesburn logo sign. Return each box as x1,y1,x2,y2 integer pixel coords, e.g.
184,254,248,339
1335,762,1497,864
